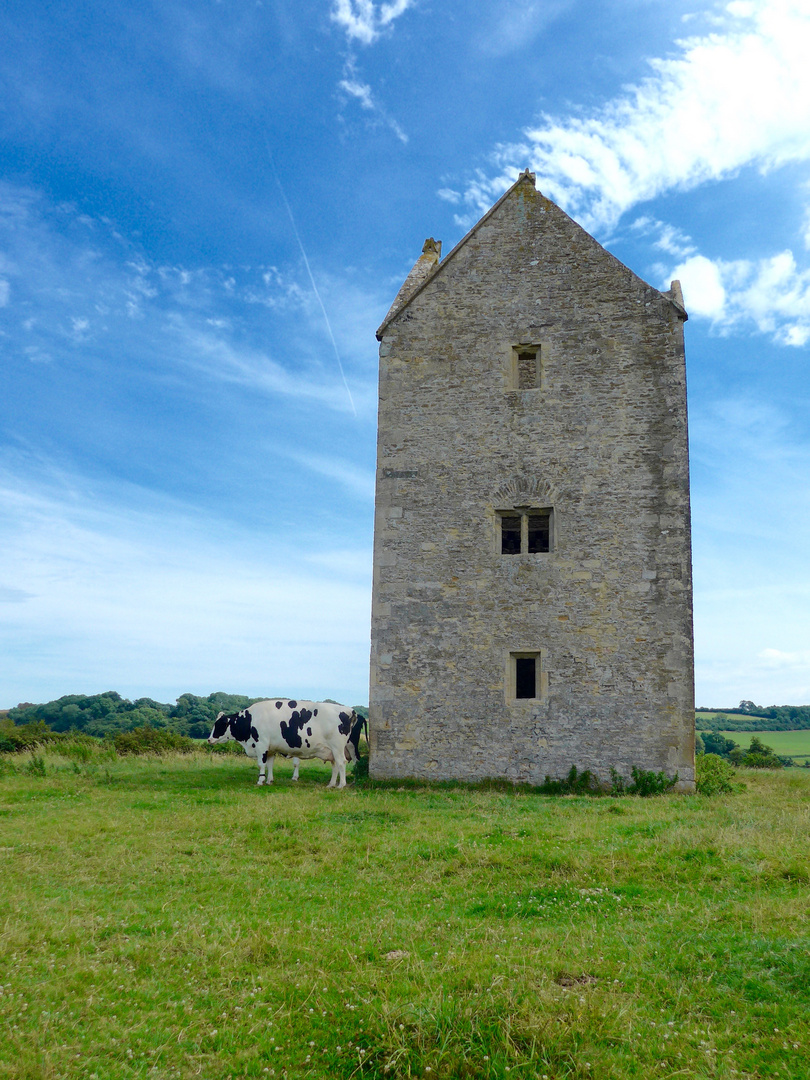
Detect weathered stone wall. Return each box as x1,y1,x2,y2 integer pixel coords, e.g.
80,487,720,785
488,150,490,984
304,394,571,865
369,173,695,790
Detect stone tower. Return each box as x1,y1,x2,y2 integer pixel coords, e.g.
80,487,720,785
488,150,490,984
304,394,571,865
369,170,695,791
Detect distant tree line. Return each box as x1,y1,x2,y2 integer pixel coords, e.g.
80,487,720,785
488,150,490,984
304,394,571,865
4,692,369,741
697,731,804,768
696,700,810,732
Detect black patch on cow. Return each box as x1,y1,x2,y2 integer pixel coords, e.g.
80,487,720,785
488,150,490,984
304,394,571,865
280,710,305,749
305,739,310,747
211,714,230,740
348,714,368,760
250,726,259,742
306,726,312,736
313,709,318,716
229,709,253,743
338,710,353,735
262,751,268,763
275,700,282,709
288,700,297,708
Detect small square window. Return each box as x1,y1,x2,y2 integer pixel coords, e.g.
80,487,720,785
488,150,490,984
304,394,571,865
509,344,542,390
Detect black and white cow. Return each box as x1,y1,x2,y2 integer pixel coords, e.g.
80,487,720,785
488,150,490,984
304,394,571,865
207,699,364,789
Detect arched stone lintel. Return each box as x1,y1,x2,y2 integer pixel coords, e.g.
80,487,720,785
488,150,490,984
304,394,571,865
492,476,556,510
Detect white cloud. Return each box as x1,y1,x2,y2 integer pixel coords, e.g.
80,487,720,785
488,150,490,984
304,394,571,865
758,648,810,668
462,0,810,231
339,77,375,111
669,246,810,343
331,0,415,46
670,254,728,320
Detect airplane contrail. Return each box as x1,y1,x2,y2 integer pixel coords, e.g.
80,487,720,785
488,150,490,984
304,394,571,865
266,144,357,417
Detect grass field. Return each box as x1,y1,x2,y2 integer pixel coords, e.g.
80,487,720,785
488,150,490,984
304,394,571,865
712,730,810,764
0,747,809,1079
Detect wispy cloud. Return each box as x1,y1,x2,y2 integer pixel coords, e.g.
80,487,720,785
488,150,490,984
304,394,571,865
0,462,372,706
337,61,408,143
473,0,573,58
0,181,381,411
458,0,810,231
283,449,375,501
168,322,362,411
331,0,416,46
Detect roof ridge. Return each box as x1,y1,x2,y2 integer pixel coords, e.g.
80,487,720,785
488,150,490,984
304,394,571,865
376,169,537,339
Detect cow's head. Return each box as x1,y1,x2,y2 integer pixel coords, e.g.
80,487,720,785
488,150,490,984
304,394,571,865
207,711,234,744
208,708,254,745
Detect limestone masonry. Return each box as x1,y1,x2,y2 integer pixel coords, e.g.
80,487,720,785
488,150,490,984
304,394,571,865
369,170,695,791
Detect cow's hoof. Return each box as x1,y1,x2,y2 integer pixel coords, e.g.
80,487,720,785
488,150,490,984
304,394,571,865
257,777,266,786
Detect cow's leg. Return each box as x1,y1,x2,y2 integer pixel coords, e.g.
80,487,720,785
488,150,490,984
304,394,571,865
325,742,348,788
327,759,339,787
335,756,348,789
258,747,274,785
291,757,299,781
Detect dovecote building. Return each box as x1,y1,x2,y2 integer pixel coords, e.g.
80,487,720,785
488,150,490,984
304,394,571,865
369,170,695,790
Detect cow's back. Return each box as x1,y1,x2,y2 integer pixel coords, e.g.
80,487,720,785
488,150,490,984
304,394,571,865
249,699,353,760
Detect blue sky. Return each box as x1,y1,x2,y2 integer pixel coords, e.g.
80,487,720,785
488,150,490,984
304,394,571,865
2,0,809,710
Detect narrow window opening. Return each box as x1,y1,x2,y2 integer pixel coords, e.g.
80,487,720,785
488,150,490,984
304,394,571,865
527,513,550,553
517,349,538,390
500,515,521,554
515,657,536,699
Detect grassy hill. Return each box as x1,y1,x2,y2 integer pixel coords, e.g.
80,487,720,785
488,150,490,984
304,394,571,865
0,747,807,1078
715,729,810,765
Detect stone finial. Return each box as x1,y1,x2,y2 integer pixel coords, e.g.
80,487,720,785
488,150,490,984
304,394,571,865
519,168,536,185
422,237,442,260
379,237,444,331
665,279,688,321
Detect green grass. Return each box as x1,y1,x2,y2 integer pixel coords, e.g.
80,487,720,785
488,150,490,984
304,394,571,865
714,730,810,763
0,747,809,1079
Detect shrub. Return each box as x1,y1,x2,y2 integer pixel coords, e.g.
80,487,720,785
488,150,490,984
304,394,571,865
629,765,678,796
0,718,63,752
352,754,369,781
539,765,599,795
729,736,783,769
696,753,742,795
612,765,678,797
24,754,46,778
113,727,197,756
700,731,739,758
